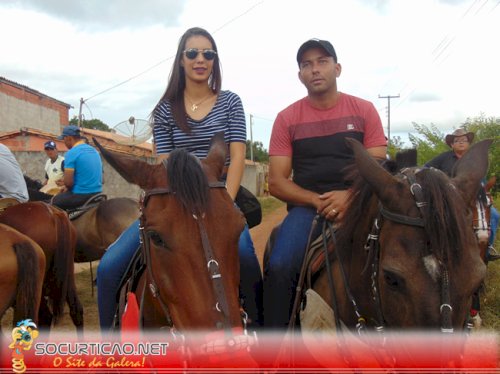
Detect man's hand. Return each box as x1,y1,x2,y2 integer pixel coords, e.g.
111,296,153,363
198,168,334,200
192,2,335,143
317,190,351,221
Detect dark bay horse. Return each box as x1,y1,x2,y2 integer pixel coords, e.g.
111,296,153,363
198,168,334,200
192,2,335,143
94,133,257,363
303,139,490,331
0,202,83,334
0,223,46,325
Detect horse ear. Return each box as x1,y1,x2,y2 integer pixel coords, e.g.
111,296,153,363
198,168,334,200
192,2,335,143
204,132,227,180
451,139,493,205
92,137,157,189
345,138,400,205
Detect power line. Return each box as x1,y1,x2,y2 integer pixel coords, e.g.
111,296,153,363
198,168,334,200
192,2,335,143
82,1,264,104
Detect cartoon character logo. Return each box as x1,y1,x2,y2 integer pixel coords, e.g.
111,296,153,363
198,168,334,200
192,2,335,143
9,319,39,374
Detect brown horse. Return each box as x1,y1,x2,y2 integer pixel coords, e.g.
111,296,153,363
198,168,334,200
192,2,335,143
0,223,46,325
473,176,495,263
0,202,83,333
71,197,140,263
94,133,257,361
297,139,490,331
23,175,140,264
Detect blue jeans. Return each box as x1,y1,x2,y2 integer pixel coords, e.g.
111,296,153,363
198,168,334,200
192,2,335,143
490,205,499,246
97,220,263,330
97,220,140,330
263,206,322,329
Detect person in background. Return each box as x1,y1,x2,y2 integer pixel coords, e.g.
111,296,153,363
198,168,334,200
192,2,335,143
52,125,103,210
40,140,65,195
97,27,263,331
0,143,29,203
264,38,387,329
426,128,499,261
426,128,474,174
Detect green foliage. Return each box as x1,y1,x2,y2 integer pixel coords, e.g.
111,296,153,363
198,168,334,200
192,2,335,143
390,116,499,192
258,196,285,215
246,140,269,163
387,136,405,159
69,116,111,132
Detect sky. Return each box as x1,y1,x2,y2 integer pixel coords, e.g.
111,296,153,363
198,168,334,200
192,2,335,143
1,0,499,148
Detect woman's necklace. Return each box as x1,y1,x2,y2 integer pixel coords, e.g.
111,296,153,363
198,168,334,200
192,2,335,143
185,92,213,112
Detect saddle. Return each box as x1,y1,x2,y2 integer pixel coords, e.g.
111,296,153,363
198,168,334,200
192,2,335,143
0,198,21,212
113,245,144,329
67,193,107,220
303,228,334,289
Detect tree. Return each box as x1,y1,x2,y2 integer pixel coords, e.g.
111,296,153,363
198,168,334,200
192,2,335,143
69,116,111,132
245,140,269,163
408,123,449,166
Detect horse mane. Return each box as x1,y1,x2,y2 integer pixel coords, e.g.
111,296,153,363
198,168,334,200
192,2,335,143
337,163,468,270
166,148,210,215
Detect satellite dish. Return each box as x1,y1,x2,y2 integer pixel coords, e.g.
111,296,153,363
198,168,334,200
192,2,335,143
112,116,153,145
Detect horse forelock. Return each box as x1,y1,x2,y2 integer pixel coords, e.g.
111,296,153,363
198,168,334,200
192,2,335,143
166,149,210,215
416,168,468,265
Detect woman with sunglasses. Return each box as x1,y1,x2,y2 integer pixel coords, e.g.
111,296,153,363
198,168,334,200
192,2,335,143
97,27,263,331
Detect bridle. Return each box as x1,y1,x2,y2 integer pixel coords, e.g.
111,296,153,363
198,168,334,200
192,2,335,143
137,159,253,348
321,168,458,334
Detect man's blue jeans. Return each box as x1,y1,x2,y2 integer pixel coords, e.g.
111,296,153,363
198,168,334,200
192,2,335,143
97,219,263,330
263,206,322,329
490,205,499,246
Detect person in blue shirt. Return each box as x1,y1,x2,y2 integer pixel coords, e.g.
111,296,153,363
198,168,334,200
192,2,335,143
52,125,103,210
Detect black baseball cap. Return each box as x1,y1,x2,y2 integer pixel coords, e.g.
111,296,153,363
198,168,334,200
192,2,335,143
296,39,337,65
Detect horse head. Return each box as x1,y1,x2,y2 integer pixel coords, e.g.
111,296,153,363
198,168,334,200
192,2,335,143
343,138,489,329
94,133,246,332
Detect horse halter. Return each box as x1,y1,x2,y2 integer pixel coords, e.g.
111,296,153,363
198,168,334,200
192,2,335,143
138,175,235,334
367,168,455,333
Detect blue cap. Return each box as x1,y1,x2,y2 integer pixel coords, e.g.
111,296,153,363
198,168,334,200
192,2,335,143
44,140,56,150
57,125,81,140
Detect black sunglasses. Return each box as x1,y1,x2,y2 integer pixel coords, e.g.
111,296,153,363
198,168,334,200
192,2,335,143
183,48,217,61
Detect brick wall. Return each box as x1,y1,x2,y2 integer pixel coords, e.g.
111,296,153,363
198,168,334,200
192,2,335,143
0,79,69,134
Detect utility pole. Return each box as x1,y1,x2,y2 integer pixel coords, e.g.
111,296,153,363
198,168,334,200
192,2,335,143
249,113,254,162
78,98,84,127
378,94,399,147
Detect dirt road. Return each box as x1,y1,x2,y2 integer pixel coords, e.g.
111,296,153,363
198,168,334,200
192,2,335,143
250,204,286,269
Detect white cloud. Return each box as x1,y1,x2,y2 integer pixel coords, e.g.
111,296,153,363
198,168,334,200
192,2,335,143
1,0,499,148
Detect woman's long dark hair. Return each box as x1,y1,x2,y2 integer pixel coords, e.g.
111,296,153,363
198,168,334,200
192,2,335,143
153,27,222,134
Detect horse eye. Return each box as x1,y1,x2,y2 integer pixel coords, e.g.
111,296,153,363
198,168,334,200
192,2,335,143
383,270,404,290
148,231,165,247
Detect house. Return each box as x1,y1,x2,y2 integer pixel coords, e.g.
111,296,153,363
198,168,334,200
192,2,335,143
0,77,71,134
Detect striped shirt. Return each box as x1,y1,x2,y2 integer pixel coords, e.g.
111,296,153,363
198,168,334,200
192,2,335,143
153,90,247,162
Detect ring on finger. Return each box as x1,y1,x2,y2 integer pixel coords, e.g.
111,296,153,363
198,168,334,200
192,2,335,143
330,208,338,215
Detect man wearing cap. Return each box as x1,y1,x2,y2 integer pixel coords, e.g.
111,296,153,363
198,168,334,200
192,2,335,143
0,143,29,203
264,39,387,328
52,125,103,210
425,128,474,175
41,140,65,195
426,128,499,260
